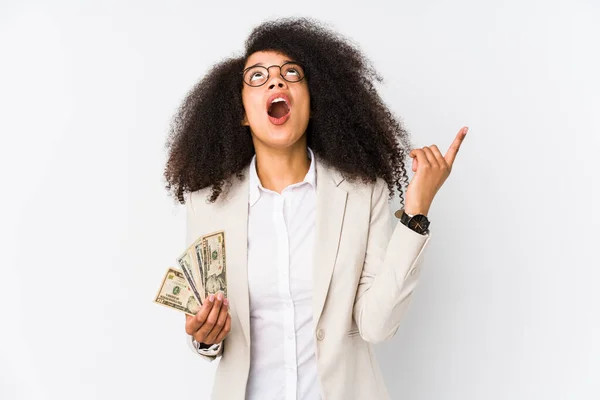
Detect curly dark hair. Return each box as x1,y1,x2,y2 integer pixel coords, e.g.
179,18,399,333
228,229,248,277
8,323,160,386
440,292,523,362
164,17,413,206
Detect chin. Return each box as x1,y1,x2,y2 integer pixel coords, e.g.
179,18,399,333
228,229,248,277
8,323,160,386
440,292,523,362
254,127,305,150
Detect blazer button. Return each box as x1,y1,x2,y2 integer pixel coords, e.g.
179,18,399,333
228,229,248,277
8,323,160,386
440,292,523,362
316,328,325,341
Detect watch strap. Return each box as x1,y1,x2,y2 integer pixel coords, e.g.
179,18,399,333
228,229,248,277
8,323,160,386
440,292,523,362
395,208,430,235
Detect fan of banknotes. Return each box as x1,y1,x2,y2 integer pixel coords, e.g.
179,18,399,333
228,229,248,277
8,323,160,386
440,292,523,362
154,231,227,316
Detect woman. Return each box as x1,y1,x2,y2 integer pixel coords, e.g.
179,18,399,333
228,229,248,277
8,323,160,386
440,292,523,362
164,17,467,400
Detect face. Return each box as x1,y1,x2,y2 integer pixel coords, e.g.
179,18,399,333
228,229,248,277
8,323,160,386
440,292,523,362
241,51,311,152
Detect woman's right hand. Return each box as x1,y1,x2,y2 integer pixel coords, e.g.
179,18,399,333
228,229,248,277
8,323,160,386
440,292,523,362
185,291,231,345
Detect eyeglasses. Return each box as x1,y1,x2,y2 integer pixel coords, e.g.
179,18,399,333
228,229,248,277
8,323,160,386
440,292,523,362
242,61,306,87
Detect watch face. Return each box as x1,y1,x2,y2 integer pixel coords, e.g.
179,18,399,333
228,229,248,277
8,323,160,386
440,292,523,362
408,214,430,232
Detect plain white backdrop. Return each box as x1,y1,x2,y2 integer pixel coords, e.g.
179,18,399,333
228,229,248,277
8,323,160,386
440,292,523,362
1,0,598,399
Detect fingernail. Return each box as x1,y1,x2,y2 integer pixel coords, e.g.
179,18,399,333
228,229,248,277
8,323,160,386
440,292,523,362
223,298,229,306
217,292,223,301
464,127,469,133
209,294,214,302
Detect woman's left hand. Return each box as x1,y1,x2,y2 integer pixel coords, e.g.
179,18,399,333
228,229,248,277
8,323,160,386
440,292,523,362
404,126,468,216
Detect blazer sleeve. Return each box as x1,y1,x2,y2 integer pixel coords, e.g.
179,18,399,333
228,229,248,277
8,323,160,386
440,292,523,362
184,191,224,361
352,178,432,344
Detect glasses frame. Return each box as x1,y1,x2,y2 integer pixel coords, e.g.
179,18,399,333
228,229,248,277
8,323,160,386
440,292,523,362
242,61,307,87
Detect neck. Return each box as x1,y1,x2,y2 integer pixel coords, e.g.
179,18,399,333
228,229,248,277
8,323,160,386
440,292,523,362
253,139,310,194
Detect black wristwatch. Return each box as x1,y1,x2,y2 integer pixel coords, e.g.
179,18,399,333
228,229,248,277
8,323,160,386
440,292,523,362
395,208,430,235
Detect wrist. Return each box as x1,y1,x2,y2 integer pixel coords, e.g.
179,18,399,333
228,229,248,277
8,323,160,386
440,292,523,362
404,205,430,216
396,208,431,235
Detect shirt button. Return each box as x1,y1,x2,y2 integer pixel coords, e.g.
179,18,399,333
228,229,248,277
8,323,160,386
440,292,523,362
316,328,325,341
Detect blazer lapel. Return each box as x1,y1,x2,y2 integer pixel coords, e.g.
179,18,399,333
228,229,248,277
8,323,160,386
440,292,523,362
312,159,348,327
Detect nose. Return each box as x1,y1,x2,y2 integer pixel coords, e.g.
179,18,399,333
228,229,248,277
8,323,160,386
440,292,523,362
268,80,286,89
266,66,288,90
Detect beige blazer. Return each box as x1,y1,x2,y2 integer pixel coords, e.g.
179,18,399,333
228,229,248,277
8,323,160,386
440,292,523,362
184,158,431,400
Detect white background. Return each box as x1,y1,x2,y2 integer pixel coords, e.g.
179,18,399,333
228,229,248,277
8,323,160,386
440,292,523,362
1,0,598,399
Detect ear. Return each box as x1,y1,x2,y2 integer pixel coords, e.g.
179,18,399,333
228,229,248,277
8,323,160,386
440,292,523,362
241,114,249,126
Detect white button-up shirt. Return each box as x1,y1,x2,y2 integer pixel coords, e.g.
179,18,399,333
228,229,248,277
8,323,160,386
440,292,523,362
245,148,319,400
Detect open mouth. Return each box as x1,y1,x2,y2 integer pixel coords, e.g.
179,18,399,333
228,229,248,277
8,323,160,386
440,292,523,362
266,94,291,125
268,99,290,118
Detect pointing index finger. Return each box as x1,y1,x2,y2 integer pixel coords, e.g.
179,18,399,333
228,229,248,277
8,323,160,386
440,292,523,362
444,126,468,167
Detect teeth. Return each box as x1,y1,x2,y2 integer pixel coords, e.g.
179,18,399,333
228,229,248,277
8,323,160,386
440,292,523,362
271,97,288,104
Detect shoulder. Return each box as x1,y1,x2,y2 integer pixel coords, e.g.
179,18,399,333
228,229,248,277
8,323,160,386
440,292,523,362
337,174,390,205
316,158,388,199
185,187,213,215
185,167,250,218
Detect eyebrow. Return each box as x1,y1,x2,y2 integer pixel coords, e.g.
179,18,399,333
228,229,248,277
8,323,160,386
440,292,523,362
246,60,295,68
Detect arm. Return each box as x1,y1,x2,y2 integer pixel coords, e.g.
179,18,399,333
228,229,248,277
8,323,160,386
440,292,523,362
354,126,468,343
352,178,431,344
184,192,226,361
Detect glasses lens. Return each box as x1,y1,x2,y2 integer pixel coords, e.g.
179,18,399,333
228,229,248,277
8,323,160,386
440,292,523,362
281,63,304,82
244,66,268,86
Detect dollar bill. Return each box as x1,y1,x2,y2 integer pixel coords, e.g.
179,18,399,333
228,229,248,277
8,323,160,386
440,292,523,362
154,267,201,316
189,236,205,295
177,247,204,305
196,230,227,299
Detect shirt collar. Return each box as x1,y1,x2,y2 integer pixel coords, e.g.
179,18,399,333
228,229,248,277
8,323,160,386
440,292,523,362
248,147,316,206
